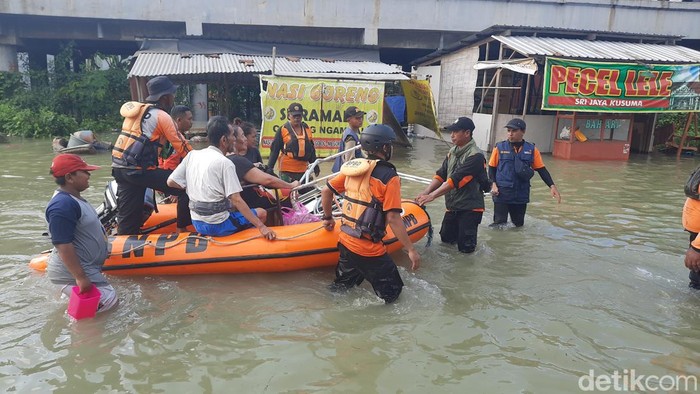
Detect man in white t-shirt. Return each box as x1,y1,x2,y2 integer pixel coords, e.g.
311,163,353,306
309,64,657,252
167,116,276,239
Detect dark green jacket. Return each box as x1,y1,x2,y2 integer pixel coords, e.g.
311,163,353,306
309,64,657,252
436,139,488,211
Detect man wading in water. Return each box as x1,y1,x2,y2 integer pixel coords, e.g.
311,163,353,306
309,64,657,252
416,117,491,253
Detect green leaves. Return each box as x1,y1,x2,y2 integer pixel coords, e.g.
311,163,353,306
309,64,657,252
0,45,129,138
0,103,77,137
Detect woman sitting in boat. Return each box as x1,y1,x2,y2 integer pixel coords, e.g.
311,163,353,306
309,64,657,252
239,121,264,165
228,124,299,211
166,116,276,239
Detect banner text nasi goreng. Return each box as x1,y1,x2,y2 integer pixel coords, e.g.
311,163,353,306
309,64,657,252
260,76,385,158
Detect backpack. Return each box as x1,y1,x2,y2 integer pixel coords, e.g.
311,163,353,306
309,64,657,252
684,165,700,200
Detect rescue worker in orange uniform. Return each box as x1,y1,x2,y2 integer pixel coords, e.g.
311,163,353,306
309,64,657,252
682,175,700,289
266,102,318,182
111,76,192,234
320,124,421,303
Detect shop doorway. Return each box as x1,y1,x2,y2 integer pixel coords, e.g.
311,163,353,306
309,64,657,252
630,114,656,154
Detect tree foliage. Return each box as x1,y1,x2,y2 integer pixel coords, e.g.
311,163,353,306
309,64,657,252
0,42,130,138
657,112,698,136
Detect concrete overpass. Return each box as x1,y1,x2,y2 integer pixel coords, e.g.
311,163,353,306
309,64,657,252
1,0,699,71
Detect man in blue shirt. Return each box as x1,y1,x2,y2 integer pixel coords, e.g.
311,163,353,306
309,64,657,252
332,106,366,173
46,154,118,313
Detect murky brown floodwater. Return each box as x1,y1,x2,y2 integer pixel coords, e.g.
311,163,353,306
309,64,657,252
0,137,698,392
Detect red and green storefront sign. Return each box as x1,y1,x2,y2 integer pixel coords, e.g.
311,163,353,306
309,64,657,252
542,57,700,113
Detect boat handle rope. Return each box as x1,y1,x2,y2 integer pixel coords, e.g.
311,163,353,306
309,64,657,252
105,224,328,256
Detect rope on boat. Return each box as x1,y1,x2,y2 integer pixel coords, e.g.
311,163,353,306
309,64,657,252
105,224,328,256
416,202,433,247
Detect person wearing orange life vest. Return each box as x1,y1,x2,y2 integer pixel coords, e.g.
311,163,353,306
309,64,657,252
682,176,700,289
320,124,421,304
111,76,192,235
266,102,319,182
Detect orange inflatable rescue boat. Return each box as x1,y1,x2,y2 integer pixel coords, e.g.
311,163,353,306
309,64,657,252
29,200,431,276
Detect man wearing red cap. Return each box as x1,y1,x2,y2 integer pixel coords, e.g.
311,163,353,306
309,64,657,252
45,154,118,313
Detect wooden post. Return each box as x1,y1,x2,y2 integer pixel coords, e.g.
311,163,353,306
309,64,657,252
476,72,498,113
271,46,277,76
677,112,695,159
522,74,531,117
647,113,658,153
476,42,489,113
488,43,505,151
488,69,502,151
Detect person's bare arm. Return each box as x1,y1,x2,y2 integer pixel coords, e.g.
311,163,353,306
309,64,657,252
244,167,299,189
55,243,92,293
416,179,449,206
342,139,357,163
386,211,421,270
685,247,700,272
166,178,184,189
320,186,336,231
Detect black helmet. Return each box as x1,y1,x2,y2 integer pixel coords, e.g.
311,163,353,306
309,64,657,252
360,124,395,152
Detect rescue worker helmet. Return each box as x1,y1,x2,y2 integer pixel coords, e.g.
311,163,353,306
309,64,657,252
360,124,395,153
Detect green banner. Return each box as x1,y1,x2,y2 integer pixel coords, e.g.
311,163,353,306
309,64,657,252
542,57,700,113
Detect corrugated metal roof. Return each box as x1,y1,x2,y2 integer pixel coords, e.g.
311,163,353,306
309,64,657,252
492,35,700,63
128,52,407,80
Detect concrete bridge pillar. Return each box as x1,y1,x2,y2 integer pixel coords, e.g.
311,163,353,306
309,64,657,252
0,44,18,72
192,84,208,129
364,28,378,46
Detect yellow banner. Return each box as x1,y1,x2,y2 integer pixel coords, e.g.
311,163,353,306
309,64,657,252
401,79,440,135
260,76,385,158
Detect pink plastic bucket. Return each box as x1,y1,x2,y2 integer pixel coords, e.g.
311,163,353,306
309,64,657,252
67,285,101,320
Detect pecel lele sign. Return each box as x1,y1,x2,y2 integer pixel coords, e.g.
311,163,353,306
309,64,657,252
542,57,700,113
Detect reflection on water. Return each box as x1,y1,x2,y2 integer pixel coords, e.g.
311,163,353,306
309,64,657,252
0,138,699,392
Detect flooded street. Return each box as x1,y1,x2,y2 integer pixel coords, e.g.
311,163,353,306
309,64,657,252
1,137,699,392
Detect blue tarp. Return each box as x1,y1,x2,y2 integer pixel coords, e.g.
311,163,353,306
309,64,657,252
385,96,406,124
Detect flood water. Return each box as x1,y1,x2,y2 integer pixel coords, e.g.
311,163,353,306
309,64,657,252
1,137,699,392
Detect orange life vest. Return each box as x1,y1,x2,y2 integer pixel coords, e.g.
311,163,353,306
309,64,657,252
112,102,160,169
339,159,387,243
282,122,314,161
